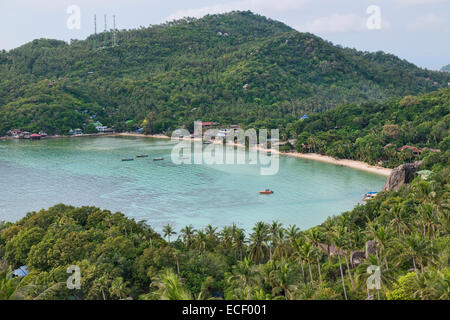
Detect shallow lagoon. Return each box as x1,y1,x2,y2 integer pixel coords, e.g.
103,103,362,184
0,136,386,232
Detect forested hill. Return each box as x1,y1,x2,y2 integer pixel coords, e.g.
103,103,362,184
442,64,450,72
1,11,450,135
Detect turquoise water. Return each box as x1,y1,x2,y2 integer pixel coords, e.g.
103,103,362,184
0,136,386,232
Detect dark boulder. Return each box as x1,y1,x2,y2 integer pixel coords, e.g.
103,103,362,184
365,240,377,259
350,250,366,267
382,161,422,191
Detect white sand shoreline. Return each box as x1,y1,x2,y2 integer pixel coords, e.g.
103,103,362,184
115,132,392,177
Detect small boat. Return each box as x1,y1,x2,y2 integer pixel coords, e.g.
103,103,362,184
203,141,212,145
136,155,149,158
259,189,274,194
153,157,164,161
362,191,378,201
122,158,134,162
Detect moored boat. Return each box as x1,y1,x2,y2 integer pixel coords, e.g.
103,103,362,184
362,191,378,201
259,189,274,194
122,158,134,161
153,157,164,161
136,155,149,158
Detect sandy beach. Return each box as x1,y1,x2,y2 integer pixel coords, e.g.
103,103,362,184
113,132,392,177
281,152,392,176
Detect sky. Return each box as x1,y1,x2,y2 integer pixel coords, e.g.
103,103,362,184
0,0,449,70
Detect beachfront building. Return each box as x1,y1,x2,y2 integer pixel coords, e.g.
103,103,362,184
96,125,108,132
398,145,422,155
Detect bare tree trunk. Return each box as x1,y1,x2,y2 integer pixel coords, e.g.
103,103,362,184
300,261,306,283
308,262,314,283
337,253,348,300
344,255,355,290
412,257,419,280
317,259,322,283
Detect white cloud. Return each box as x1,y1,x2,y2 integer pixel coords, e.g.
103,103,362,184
297,13,390,34
407,13,449,30
167,0,311,21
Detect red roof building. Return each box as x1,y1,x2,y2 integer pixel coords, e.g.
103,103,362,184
398,145,422,155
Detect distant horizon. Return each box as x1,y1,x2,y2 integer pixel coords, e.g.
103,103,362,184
1,1,449,70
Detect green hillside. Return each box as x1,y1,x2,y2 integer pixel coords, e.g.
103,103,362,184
291,88,450,167
1,11,449,135
442,64,450,72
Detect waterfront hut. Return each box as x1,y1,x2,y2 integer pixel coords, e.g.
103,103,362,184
12,266,28,278
30,133,41,140
398,145,422,155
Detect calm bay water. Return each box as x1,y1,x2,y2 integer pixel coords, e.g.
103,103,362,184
0,136,386,232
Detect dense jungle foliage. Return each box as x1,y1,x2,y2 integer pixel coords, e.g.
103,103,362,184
1,11,449,136
290,88,450,168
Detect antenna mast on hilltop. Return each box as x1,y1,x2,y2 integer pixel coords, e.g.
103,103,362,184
104,14,108,48
94,14,98,50
113,15,117,47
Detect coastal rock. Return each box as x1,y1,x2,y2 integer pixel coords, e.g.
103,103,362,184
382,161,422,191
365,240,377,259
350,250,366,268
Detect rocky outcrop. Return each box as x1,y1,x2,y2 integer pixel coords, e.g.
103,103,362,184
382,161,422,191
365,240,377,259
350,250,366,268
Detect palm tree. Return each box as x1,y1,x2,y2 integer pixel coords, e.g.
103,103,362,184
220,226,233,250
0,270,36,300
320,217,335,263
269,262,297,299
300,241,315,284
144,269,192,300
180,224,195,249
286,224,300,255
374,226,392,271
232,227,246,261
163,224,176,244
268,221,282,261
389,203,409,236
332,225,348,300
110,277,129,300
227,257,255,287
205,224,218,240
293,238,306,283
394,235,430,280
366,220,381,266
249,222,269,264
273,228,288,260
95,275,110,300
194,230,208,253
415,267,450,300
307,228,324,282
